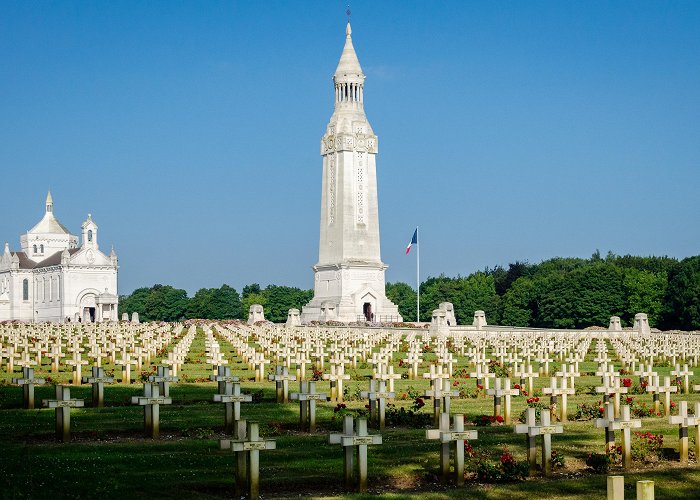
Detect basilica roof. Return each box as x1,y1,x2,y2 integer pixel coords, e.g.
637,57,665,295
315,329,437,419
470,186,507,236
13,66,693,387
33,248,80,269
27,191,74,236
28,213,72,235
11,252,37,270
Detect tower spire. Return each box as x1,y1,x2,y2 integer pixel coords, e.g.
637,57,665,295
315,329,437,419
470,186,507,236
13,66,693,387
333,20,365,108
45,191,53,213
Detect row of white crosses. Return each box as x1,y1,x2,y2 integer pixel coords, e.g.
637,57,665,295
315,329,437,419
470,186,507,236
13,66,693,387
162,324,197,376
1,322,183,386
203,325,227,373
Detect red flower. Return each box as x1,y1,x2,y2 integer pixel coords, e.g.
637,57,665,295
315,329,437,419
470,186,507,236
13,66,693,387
495,415,504,423
622,378,632,388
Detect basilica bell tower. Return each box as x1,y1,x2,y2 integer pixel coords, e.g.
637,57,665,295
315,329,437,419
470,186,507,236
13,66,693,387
301,22,402,324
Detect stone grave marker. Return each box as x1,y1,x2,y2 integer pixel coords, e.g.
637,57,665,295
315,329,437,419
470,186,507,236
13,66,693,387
219,419,249,497
612,404,641,468
424,377,458,427
425,412,451,482
213,379,252,432
486,377,519,424
290,381,328,432
595,401,617,453
229,421,276,500
543,376,575,422
607,475,624,500
428,413,476,486
131,382,172,438
42,385,84,442
81,366,114,407
12,367,45,409
149,365,179,397
360,379,395,430
637,480,655,500
514,407,563,476
514,363,538,396
323,364,350,402
65,343,89,385
439,413,475,486
648,375,677,416
269,365,296,403
671,364,693,394
329,416,382,492
669,400,696,463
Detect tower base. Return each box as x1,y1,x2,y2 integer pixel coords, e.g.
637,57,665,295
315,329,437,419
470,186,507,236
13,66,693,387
301,263,402,324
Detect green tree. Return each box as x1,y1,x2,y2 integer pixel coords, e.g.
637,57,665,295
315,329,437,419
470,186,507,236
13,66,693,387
386,282,417,321
263,285,313,323
537,263,625,328
143,284,189,322
623,269,667,327
492,261,531,296
500,277,536,327
420,273,500,324
242,283,261,298
661,256,700,330
187,285,242,320
118,286,151,320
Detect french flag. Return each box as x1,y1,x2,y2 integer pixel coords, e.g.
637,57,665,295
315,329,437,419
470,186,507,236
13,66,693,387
405,228,418,255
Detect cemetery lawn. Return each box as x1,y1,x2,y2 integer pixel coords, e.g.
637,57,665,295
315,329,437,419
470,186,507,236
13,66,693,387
2,330,700,498
2,380,700,499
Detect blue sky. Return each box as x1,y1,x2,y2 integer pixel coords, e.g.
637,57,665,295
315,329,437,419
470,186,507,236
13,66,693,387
1,1,698,295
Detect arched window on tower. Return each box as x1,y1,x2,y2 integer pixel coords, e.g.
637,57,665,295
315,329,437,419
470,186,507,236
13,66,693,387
40,244,44,253
33,245,37,254
88,230,93,242
22,279,28,301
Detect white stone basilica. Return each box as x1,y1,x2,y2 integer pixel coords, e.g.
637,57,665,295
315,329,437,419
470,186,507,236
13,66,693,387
0,192,118,323
302,23,402,323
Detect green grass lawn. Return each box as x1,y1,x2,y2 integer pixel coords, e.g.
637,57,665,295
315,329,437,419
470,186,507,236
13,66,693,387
1,329,700,498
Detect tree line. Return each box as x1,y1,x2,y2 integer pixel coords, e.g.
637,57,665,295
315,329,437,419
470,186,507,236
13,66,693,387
388,253,700,330
118,253,700,330
118,283,312,323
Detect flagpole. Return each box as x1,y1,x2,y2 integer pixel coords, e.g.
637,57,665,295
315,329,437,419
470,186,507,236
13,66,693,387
416,226,420,323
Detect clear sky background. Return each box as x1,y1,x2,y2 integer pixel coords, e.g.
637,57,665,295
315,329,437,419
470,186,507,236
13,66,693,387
1,1,698,296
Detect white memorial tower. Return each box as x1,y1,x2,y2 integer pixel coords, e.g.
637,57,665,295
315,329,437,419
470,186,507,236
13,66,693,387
302,22,402,324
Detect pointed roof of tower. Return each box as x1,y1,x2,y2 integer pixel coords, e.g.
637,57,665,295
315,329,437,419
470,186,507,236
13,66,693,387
334,22,364,78
28,192,72,235
81,213,97,230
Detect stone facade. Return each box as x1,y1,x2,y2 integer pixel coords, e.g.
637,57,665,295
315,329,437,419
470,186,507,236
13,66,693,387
0,193,118,323
302,23,401,324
